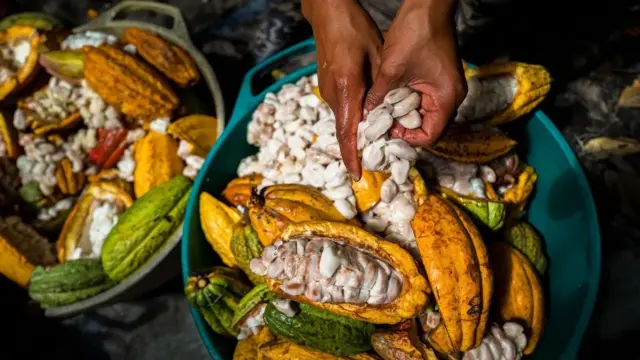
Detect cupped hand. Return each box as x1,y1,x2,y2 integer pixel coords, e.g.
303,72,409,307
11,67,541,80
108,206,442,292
364,0,467,150
302,0,383,181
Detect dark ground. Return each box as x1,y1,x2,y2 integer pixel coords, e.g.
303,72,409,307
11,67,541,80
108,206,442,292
2,0,640,359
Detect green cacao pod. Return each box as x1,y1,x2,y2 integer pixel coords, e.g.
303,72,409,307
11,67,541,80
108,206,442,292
264,302,376,356
28,258,115,307
439,187,506,230
185,266,252,338
0,12,62,31
232,284,276,327
101,175,192,281
503,221,547,275
230,223,264,285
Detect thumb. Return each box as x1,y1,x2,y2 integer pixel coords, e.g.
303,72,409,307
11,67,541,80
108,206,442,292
363,66,400,113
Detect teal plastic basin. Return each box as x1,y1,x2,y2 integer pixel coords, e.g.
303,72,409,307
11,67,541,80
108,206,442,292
181,38,601,360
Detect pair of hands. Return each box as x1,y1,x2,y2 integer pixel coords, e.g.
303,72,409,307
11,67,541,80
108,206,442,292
302,0,467,181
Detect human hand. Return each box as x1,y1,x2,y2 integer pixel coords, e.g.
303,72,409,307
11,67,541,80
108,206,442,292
364,0,467,152
302,0,382,181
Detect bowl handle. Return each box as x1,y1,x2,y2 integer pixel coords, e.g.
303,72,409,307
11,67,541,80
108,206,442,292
74,1,192,46
230,38,317,126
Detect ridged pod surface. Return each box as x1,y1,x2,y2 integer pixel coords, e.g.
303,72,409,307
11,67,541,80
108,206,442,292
133,131,184,198
411,194,492,353
427,127,517,164
123,28,200,88
199,192,241,267
490,242,545,355
82,44,179,121
230,224,265,284
248,184,358,246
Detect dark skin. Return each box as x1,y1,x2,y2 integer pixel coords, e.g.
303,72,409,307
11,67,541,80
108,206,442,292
302,0,467,181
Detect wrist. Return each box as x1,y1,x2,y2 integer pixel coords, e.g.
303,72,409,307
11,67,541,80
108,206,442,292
397,0,457,31
302,0,362,26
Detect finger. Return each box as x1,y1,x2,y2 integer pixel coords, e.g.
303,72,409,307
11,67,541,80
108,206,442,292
334,74,367,181
363,61,402,113
389,91,454,147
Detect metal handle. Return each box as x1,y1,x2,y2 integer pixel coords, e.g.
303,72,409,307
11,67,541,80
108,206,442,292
74,1,191,45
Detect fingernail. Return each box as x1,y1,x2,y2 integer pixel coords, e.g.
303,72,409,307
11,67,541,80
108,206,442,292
349,171,361,182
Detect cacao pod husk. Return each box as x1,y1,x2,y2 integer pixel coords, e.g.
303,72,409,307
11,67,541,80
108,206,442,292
248,184,359,246
39,50,84,86
427,127,517,164
503,221,547,275
351,170,389,213
0,25,44,100
133,131,184,198
55,158,86,195
264,221,429,324
82,44,179,121
56,181,133,262
199,191,241,267
222,174,264,207
230,223,265,284
0,111,20,158
167,114,218,157
0,12,61,31
371,320,438,360
489,242,545,355
412,194,492,353
123,27,200,88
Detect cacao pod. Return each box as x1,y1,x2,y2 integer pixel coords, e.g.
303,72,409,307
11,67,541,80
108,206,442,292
233,327,276,360
351,170,389,213
56,182,133,262
0,12,62,31
185,266,252,338
264,301,375,356
199,192,241,267
438,186,506,230
82,44,179,121
0,111,20,158
462,62,551,126
411,194,492,353
123,28,200,88
222,174,264,207
133,131,185,198
255,221,429,324
39,50,84,86
55,158,86,195
230,223,265,284
0,25,44,100
248,184,359,246
167,114,219,157
489,242,545,355
502,164,537,218
101,175,191,281
232,284,274,328
503,221,547,275
371,320,439,360
427,126,517,164
28,258,115,307
87,168,134,196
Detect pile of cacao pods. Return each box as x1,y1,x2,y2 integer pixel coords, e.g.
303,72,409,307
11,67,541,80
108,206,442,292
0,11,218,308
189,57,552,359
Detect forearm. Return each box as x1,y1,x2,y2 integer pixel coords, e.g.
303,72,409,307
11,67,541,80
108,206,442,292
302,0,363,26
397,0,458,30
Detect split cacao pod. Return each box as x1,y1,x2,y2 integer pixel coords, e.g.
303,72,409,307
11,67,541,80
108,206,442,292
233,327,276,360
371,320,438,360
427,126,517,164
133,131,185,198
0,111,20,158
82,44,179,121
185,266,252,338
411,193,493,353
438,186,506,230
56,181,134,262
262,221,429,324
248,184,359,246
489,242,545,355
101,175,191,281
123,28,200,88
0,216,56,287
167,114,219,157
28,258,115,307
231,284,274,329
264,301,376,356
465,62,551,126
503,221,547,275
0,25,44,100
0,12,62,31
199,191,241,267
55,158,86,195
230,223,265,284
222,174,264,207
502,164,537,216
